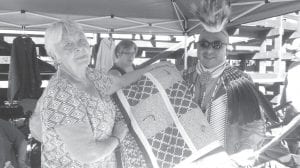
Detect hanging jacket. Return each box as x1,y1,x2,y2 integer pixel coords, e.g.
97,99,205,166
7,36,41,101
95,38,115,72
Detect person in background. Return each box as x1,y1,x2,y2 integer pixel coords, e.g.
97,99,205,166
281,55,300,155
108,40,148,168
0,119,28,168
183,29,277,167
31,20,170,168
285,57,300,120
109,39,137,76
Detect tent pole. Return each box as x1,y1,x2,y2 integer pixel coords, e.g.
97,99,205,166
114,16,147,25
277,16,284,78
152,25,183,33
75,16,111,22
77,23,108,31
187,22,201,33
152,20,184,25
268,0,298,2
231,1,263,6
172,1,185,32
26,23,52,28
0,21,20,27
27,12,60,21
184,33,188,70
0,11,20,16
115,24,148,31
231,2,264,22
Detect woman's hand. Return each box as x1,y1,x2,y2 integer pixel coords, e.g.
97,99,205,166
148,61,174,71
4,161,14,168
112,121,129,141
56,122,125,163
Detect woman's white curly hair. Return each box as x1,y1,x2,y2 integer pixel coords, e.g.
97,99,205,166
44,20,83,68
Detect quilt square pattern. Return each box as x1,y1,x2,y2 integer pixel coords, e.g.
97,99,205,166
148,124,192,168
123,76,159,106
166,81,198,118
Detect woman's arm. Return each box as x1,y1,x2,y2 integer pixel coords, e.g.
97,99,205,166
40,80,128,164
55,121,123,163
0,119,28,168
107,65,152,95
29,98,43,142
108,69,122,77
87,62,172,96
107,62,172,95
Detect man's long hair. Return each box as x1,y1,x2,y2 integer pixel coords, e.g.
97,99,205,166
227,78,278,124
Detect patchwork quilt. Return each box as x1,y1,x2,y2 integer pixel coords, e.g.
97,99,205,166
116,66,232,168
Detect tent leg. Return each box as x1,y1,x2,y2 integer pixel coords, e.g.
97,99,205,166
184,34,188,70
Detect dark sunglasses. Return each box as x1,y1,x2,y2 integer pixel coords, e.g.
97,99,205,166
198,40,227,49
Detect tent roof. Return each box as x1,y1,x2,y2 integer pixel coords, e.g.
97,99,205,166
0,0,299,35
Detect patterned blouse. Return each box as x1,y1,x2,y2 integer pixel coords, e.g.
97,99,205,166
39,67,117,168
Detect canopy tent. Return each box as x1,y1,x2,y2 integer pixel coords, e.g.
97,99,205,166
0,0,299,35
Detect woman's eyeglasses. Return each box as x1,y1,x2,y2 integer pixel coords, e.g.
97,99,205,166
198,40,227,49
120,51,136,56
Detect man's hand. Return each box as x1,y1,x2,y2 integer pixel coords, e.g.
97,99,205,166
230,149,256,167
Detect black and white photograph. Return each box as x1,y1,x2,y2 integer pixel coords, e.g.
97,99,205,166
0,0,300,167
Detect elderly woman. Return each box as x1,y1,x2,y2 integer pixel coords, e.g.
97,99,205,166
34,20,169,167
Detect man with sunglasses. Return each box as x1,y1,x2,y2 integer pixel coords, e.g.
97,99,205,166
183,29,278,167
